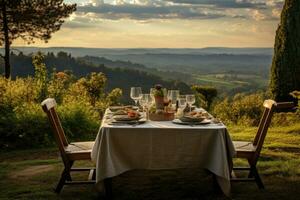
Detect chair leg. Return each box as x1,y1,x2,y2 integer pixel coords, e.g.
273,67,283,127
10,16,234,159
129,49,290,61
104,178,113,200
92,169,96,180
248,170,254,178
66,161,74,181
251,166,264,189
55,169,68,193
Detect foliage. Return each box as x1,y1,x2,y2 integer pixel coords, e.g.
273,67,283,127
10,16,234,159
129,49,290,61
213,93,266,126
80,72,107,106
192,85,217,111
33,52,48,102
0,0,76,78
0,53,122,149
213,92,299,126
270,0,300,102
5,51,192,103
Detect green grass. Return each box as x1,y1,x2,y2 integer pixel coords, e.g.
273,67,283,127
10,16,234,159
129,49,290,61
0,123,300,200
194,73,268,91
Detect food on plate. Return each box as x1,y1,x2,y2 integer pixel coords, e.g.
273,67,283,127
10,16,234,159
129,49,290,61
127,110,140,118
179,111,210,122
113,110,128,115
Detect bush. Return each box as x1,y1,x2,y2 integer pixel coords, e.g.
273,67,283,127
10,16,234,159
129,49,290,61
213,92,300,126
57,102,99,141
0,53,122,149
213,93,265,126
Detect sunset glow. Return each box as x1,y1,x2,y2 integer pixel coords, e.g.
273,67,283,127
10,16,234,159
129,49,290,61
14,0,284,48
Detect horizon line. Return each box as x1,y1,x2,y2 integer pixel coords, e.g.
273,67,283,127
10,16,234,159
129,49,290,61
4,46,274,49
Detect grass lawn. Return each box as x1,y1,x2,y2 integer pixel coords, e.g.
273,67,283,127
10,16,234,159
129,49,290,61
0,123,300,200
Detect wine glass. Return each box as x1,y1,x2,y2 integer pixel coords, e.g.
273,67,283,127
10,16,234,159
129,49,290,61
168,90,180,107
178,95,186,108
130,87,142,106
186,94,195,112
150,88,156,101
140,94,151,108
176,95,186,117
140,94,152,119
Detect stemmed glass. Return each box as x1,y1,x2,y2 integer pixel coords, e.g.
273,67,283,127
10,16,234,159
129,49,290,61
140,94,152,119
176,95,186,117
150,88,156,102
186,94,195,112
167,90,180,109
130,87,142,106
178,95,186,108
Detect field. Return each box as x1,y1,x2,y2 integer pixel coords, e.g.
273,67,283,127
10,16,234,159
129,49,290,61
194,74,268,92
0,123,300,200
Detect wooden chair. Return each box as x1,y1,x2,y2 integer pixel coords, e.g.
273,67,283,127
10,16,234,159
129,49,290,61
41,98,96,193
231,100,295,189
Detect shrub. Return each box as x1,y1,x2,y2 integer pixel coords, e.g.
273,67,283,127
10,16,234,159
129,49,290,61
57,102,99,141
0,53,122,149
213,93,265,126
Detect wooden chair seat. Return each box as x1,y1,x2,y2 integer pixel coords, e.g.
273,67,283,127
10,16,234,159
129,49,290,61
65,141,94,160
233,141,256,153
65,141,94,152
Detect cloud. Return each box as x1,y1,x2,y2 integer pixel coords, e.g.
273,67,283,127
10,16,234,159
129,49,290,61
77,3,226,20
72,0,284,22
166,0,267,9
89,0,104,6
251,9,267,21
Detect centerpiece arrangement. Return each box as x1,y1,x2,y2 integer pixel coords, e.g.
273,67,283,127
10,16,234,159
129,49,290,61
149,84,176,121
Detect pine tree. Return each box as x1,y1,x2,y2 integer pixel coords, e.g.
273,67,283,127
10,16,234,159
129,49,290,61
0,0,76,78
270,0,300,102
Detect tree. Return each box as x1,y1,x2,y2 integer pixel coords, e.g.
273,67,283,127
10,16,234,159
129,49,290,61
192,85,217,111
0,0,76,78
270,0,300,102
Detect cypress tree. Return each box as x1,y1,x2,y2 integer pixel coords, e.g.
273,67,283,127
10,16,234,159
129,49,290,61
270,0,300,102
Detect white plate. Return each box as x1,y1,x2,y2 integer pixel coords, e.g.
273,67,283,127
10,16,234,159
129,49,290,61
109,119,146,125
172,118,211,125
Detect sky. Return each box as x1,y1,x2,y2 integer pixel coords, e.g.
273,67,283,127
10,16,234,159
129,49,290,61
14,0,285,48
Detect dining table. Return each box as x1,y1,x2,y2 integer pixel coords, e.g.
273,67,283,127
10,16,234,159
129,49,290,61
91,108,236,197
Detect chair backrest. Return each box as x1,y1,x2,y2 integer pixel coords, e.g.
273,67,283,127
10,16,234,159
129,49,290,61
252,100,295,164
41,98,69,160
252,100,276,163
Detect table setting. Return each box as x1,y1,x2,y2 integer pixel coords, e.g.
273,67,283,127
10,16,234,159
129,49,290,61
104,84,223,127
91,84,236,197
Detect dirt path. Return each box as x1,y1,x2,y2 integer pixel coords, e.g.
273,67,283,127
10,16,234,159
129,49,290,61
10,165,55,180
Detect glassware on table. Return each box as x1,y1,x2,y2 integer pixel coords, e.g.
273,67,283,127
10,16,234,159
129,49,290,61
167,90,180,108
150,88,156,101
130,87,142,106
140,94,152,120
175,95,186,118
178,95,186,108
186,94,196,112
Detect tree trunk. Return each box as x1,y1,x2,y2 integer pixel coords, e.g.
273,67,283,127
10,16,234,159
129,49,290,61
2,3,11,78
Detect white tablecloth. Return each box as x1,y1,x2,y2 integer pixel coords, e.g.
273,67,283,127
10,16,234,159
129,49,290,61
91,110,236,196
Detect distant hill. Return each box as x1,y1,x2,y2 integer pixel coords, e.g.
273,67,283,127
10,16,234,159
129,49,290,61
78,56,192,83
1,52,191,103
0,47,273,57
0,46,273,76
0,47,273,98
